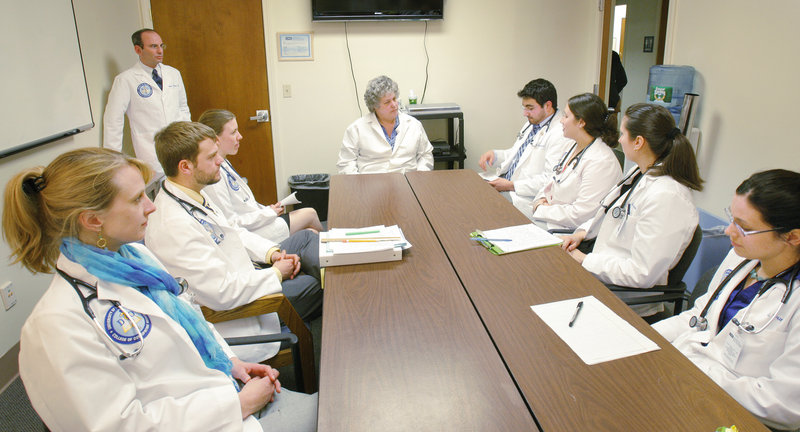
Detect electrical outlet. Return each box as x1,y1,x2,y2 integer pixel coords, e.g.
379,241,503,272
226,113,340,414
1,281,16,311
282,84,292,98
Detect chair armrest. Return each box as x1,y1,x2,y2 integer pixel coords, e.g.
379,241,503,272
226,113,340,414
606,283,687,307
606,284,685,294
201,293,284,324
225,332,298,347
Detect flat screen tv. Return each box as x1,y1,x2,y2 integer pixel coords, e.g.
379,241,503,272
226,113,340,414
312,0,444,22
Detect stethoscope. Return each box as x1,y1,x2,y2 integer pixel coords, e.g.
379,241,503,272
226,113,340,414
160,182,226,244
57,268,189,360
516,109,557,141
220,161,251,203
689,261,798,334
599,168,646,219
551,139,595,184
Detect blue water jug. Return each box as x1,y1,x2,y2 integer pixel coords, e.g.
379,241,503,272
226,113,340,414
647,65,695,123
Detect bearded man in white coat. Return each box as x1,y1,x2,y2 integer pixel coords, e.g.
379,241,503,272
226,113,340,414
103,28,191,179
478,79,574,215
145,121,322,363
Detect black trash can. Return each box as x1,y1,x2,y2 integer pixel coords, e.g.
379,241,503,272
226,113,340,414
288,174,330,221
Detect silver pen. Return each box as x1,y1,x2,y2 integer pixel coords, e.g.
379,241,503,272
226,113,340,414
568,300,584,327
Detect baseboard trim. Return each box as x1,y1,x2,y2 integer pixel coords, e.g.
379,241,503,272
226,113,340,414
0,342,20,393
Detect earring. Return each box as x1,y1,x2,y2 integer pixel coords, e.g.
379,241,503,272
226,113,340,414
96,230,108,249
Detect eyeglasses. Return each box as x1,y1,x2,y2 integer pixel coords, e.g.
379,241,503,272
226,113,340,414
146,43,167,50
724,207,783,237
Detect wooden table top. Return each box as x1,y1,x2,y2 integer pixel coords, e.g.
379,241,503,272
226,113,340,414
318,173,538,431
406,169,768,432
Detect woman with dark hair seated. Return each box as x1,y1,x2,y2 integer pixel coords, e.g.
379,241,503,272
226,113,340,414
561,103,703,317
531,92,622,230
653,169,800,431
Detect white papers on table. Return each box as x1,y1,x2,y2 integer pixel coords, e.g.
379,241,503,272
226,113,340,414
319,225,409,267
531,295,660,365
480,223,562,253
478,170,500,181
279,191,301,206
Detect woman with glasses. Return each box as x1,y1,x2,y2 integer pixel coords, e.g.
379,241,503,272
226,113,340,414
653,169,800,431
561,103,703,317
3,148,316,431
531,93,622,230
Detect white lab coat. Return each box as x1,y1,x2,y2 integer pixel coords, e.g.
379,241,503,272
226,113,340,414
19,244,263,432
337,112,434,174
204,160,290,243
653,250,800,431
532,138,622,230
488,110,575,215
103,61,191,177
145,180,281,362
579,168,698,316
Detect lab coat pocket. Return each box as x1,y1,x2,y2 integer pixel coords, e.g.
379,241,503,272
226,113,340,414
734,327,787,376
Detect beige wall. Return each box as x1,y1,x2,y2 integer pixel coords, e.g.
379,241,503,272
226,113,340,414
263,0,604,196
665,0,800,215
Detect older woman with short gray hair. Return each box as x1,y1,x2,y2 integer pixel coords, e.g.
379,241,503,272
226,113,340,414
337,75,433,174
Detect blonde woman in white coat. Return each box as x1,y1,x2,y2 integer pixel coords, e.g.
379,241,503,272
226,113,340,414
198,109,323,241
531,93,621,231
3,148,316,432
654,169,800,431
561,104,703,318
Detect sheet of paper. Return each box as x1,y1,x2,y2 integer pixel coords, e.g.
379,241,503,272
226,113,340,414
531,296,660,365
279,191,301,206
480,223,562,253
478,170,499,181
322,225,411,255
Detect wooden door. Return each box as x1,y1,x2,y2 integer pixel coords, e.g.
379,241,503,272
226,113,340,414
151,0,277,203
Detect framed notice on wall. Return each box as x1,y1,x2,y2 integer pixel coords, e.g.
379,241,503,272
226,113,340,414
278,33,314,61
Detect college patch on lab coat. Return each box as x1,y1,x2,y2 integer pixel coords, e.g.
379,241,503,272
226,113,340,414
226,172,241,191
137,83,153,98
104,306,152,344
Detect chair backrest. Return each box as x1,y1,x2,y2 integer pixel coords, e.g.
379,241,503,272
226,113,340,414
667,224,703,286
687,265,718,309
612,148,625,169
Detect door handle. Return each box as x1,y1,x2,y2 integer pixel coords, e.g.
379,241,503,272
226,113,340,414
249,110,270,123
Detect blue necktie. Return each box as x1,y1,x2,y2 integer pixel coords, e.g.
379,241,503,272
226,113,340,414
152,68,163,90
503,123,542,180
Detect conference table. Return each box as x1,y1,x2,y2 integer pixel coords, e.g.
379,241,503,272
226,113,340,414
319,170,767,431
318,172,537,431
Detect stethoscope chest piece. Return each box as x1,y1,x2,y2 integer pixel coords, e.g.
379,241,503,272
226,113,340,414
689,315,708,331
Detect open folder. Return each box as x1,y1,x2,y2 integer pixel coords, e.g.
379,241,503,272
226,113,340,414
470,223,563,255
319,225,410,267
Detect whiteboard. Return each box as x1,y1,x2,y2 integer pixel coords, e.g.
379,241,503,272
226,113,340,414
0,0,93,158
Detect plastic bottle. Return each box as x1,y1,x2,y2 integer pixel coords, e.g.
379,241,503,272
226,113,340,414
647,65,695,123
408,89,418,105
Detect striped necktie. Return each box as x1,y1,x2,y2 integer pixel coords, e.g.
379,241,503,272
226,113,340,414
503,123,541,180
152,68,163,90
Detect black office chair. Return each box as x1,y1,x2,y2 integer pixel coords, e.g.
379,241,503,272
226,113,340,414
607,224,703,316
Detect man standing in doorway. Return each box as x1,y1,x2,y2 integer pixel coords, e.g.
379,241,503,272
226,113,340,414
478,79,574,215
103,28,191,179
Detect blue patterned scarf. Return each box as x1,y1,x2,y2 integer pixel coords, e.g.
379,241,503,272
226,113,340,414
60,238,232,376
